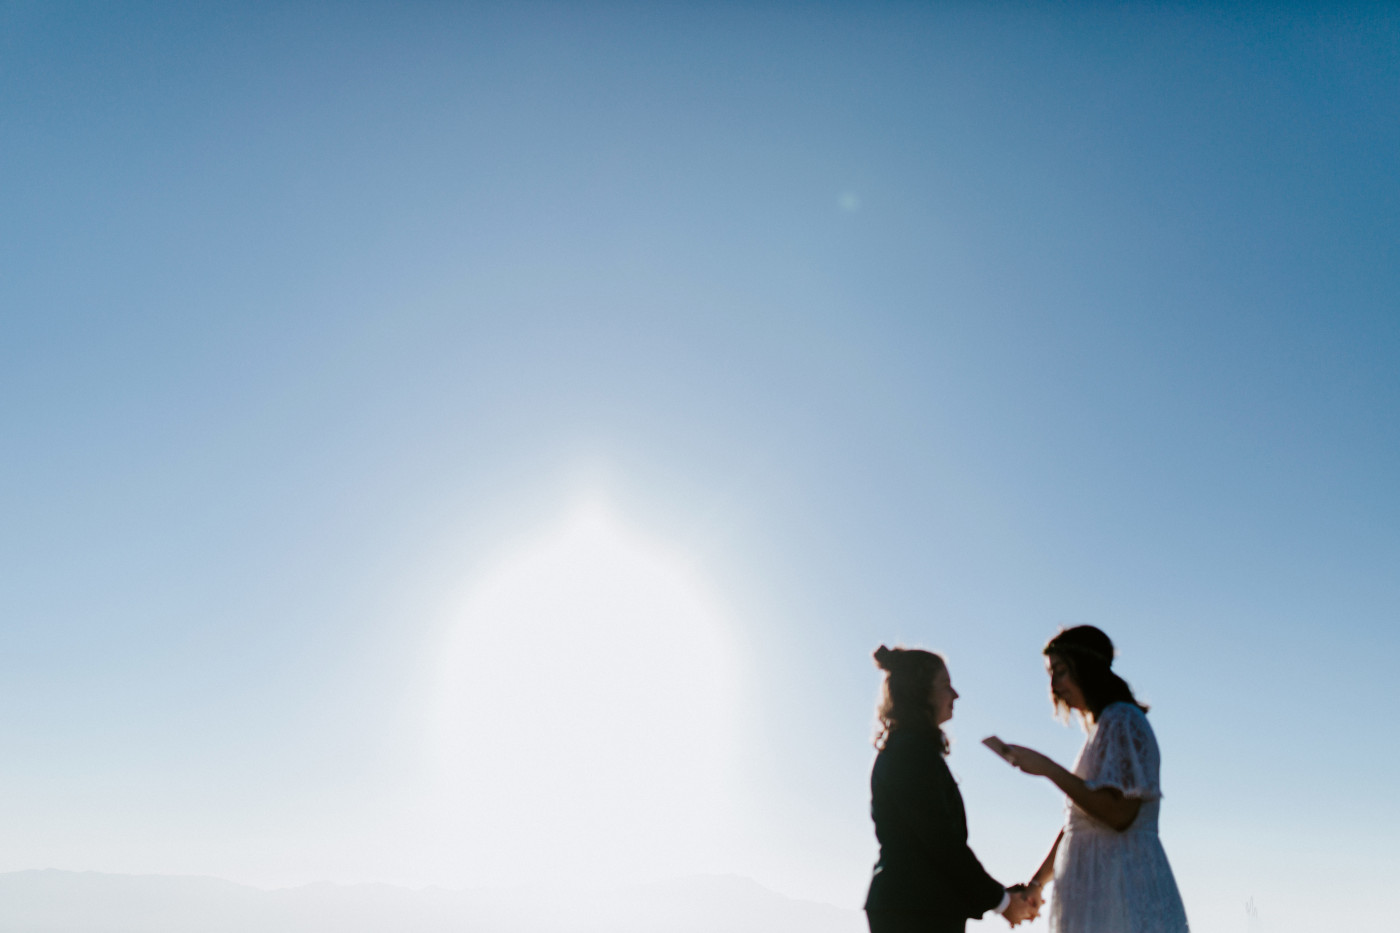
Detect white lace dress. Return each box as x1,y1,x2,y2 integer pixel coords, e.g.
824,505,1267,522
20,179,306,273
1051,702,1189,933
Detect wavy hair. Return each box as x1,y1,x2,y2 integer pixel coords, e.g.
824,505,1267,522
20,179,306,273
1044,625,1147,722
872,645,948,754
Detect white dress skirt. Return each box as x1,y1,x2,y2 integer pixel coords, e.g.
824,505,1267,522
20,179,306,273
1050,702,1190,933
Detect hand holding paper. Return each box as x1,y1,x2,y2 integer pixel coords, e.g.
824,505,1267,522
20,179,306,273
982,735,1015,764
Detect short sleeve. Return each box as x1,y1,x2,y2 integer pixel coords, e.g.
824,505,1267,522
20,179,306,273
1083,704,1161,801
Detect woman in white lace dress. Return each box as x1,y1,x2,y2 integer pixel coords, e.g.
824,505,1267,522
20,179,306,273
1003,626,1189,933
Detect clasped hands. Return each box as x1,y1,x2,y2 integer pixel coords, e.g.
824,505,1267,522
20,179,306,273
1002,881,1044,927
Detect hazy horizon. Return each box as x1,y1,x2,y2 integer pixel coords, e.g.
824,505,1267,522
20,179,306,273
0,869,866,932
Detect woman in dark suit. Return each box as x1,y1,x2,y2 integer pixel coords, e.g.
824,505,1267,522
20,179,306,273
865,646,1033,933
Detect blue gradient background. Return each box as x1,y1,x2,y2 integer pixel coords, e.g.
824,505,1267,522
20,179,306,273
2,4,1397,931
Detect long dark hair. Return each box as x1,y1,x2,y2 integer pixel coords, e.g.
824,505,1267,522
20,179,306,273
1044,625,1147,722
872,645,948,754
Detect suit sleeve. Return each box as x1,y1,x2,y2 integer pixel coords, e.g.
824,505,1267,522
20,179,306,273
894,743,1006,918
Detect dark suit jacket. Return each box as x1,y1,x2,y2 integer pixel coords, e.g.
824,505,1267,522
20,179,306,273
864,724,1005,931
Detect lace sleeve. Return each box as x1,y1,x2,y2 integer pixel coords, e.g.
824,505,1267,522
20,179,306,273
1083,704,1161,801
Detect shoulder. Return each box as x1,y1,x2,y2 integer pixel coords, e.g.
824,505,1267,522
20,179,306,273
878,726,948,770
1098,701,1149,727
883,725,943,754
1094,702,1159,750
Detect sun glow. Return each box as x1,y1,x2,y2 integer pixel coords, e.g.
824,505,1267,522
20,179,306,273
429,501,741,885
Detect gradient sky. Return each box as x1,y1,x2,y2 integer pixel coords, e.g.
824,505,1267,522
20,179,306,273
2,4,1397,932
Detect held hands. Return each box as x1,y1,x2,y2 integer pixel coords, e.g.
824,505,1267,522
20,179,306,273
1024,881,1045,916
1002,884,1042,927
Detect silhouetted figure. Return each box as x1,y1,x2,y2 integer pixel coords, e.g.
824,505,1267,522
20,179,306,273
1003,626,1189,933
865,646,1034,932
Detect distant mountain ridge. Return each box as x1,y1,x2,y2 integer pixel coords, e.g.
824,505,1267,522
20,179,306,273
0,869,865,932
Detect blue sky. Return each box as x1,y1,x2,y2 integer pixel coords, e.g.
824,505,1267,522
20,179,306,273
2,3,1397,931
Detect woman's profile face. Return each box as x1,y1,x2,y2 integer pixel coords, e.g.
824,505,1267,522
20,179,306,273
1047,653,1087,712
929,666,958,724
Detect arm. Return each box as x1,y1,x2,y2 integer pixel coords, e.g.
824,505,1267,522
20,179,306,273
1003,746,1142,832
1003,830,1060,922
887,741,1006,916
1031,829,1062,887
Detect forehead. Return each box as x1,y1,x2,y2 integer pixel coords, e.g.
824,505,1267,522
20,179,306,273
1047,655,1069,671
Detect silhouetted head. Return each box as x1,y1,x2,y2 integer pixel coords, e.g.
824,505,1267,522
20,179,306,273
872,645,954,753
1043,625,1147,722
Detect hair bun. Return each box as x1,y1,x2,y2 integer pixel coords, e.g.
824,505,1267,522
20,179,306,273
873,644,896,670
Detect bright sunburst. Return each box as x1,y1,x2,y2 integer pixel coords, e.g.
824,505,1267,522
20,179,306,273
429,501,741,885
